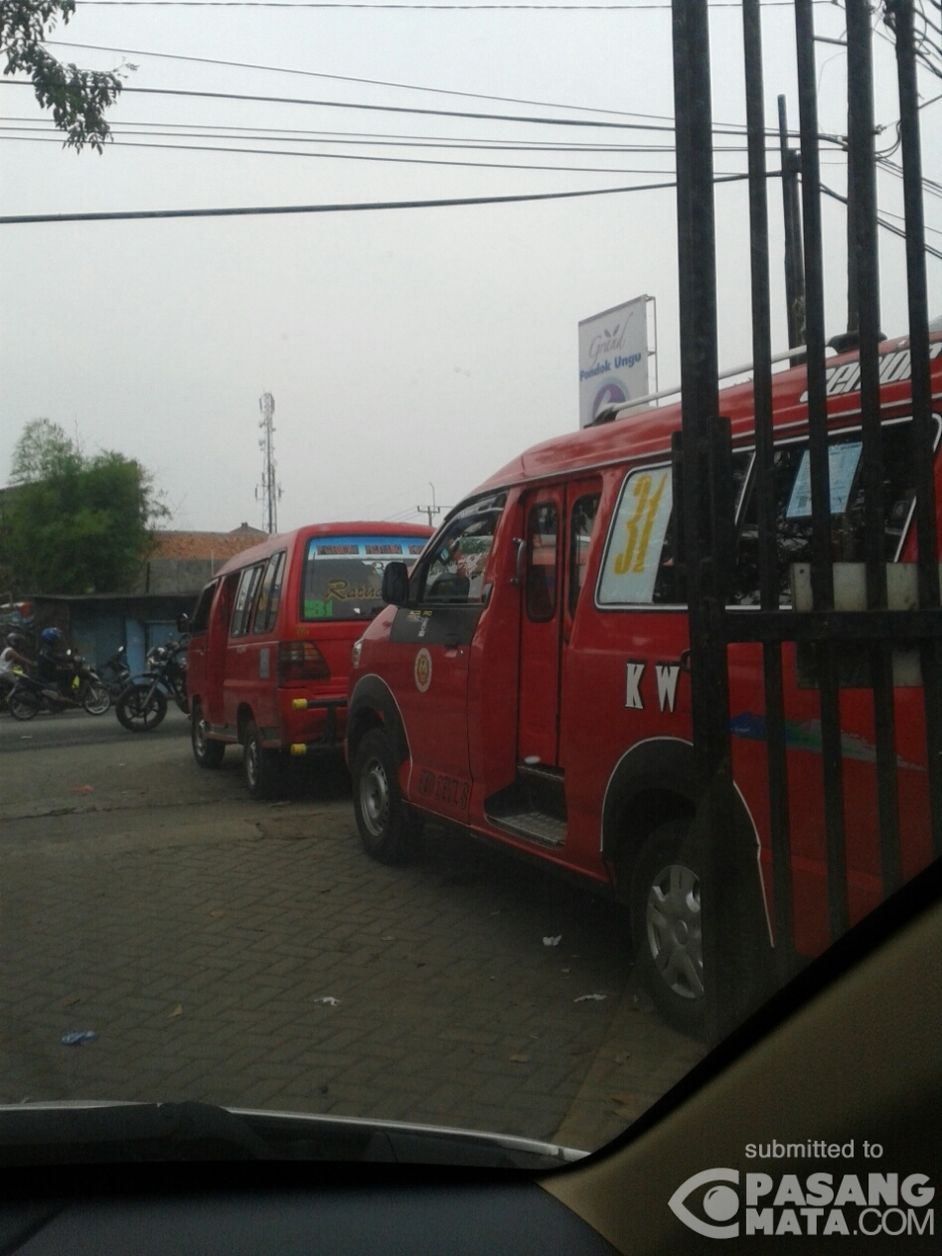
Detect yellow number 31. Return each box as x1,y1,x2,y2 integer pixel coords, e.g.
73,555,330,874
613,472,668,576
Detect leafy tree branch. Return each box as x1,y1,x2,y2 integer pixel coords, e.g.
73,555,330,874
1,1,127,151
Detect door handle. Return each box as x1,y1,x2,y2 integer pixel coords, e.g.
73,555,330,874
510,537,526,585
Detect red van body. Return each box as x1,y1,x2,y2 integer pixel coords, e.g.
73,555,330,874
347,335,942,1031
185,521,431,797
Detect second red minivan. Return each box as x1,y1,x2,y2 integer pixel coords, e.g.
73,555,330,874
184,521,431,797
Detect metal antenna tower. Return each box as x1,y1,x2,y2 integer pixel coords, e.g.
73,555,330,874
255,392,283,534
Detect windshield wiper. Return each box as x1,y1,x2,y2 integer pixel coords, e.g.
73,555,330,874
0,1103,584,1170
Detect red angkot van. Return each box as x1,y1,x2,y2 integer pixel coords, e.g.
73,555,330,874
347,334,942,1033
184,521,431,798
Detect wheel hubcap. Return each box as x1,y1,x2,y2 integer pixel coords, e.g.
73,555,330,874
246,741,258,786
360,759,389,839
645,862,703,1001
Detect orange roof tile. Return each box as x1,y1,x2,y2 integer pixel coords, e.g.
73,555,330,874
149,524,268,562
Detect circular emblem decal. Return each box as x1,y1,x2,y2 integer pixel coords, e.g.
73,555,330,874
414,648,432,693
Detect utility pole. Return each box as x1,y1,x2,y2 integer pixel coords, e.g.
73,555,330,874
778,95,806,357
255,392,282,535
417,482,442,529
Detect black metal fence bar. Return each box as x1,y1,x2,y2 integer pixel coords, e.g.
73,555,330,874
671,0,739,1043
847,0,902,894
795,0,849,940
890,0,942,858
742,0,793,977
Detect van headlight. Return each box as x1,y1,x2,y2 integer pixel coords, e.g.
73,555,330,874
351,639,363,669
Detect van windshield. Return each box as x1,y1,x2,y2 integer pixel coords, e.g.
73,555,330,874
301,535,427,621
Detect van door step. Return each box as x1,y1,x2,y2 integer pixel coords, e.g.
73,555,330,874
485,807,567,847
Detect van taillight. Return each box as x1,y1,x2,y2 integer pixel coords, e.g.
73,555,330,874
278,640,330,684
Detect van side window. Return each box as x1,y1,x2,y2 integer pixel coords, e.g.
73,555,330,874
252,550,286,634
421,494,505,605
190,580,217,635
230,564,264,637
597,466,673,605
731,419,934,606
526,502,558,621
569,493,601,614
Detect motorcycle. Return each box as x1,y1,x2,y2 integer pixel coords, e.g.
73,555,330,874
100,645,131,700
8,651,111,721
0,666,28,716
115,637,189,732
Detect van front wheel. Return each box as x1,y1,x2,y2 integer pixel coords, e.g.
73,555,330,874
352,728,421,864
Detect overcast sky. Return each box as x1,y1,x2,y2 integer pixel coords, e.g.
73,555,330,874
1,1,940,533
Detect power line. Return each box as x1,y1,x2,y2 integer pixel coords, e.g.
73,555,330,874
820,182,942,261
1,80,844,144
47,37,688,124
0,79,690,132
0,131,711,175
0,170,756,226
0,115,776,152
45,38,812,141
0,119,783,156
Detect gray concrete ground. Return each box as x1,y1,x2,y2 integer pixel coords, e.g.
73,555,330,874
0,710,702,1151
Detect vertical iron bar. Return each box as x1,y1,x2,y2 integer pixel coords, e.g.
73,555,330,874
778,96,805,355
845,96,859,336
795,0,833,611
846,0,901,895
889,0,942,857
672,0,735,1043
744,0,793,982
795,0,849,940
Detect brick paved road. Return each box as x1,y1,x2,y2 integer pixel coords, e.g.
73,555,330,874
0,716,702,1151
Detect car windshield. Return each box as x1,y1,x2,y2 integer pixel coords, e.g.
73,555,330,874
0,0,939,1181
301,535,428,620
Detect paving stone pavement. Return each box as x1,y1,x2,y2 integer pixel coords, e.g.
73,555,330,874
0,734,703,1153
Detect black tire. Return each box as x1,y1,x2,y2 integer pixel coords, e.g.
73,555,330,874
116,683,168,732
630,817,771,1039
351,728,422,864
82,682,111,715
191,701,225,769
630,819,707,1038
243,721,283,799
9,687,40,721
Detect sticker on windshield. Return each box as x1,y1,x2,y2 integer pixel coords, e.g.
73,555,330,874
786,441,861,519
598,467,672,605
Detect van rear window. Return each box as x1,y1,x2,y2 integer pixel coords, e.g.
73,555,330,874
301,534,427,621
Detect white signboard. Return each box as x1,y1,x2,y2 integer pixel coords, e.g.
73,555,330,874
578,296,650,428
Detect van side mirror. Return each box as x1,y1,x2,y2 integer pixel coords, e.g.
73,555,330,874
381,562,410,607
176,612,190,634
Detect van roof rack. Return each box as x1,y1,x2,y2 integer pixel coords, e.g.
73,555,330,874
591,343,808,426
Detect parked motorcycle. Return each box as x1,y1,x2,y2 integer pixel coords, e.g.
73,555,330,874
100,645,131,700
115,637,189,732
8,651,111,720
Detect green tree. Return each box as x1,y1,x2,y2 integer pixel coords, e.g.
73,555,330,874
1,2,126,152
4,419,168,594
